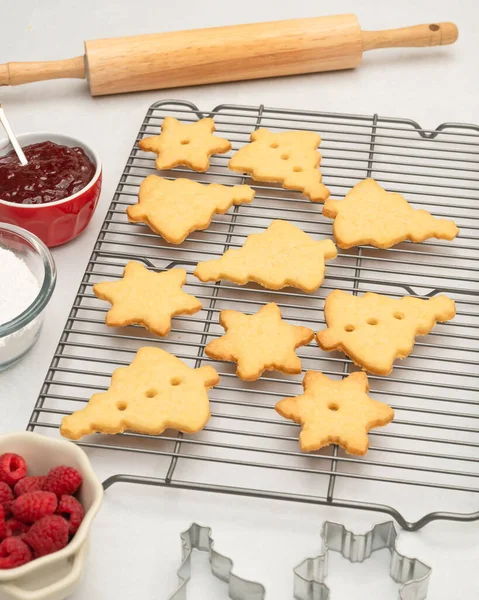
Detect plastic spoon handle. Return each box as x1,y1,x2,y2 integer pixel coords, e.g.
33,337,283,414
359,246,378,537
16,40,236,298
0,102,28,165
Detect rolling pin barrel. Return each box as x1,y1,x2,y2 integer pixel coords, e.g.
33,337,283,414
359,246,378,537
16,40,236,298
84,14,363,95
0,15,458,96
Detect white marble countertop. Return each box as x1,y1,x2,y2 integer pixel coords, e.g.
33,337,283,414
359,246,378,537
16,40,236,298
1,0,478,597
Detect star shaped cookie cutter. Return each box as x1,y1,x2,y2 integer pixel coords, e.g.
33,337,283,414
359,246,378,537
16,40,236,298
294,521,431,600
168,523,266,600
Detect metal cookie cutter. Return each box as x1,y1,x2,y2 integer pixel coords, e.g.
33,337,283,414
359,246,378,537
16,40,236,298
294,521,431,600
168,523,266,600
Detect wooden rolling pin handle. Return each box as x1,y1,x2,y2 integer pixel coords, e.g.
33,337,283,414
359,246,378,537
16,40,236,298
0,56,86,86
362,22,458,51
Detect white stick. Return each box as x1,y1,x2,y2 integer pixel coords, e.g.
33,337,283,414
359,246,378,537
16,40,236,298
0,103,28,166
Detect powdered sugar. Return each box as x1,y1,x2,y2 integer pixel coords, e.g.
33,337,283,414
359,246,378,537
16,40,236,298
0,247,43,369
0,248,40,326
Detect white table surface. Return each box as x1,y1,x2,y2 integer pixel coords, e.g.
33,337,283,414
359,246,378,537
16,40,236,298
1,0,479,597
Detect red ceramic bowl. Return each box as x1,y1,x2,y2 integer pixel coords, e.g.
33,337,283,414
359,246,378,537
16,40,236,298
0,132,102,247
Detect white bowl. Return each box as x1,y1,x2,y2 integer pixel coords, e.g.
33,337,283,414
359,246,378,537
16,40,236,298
0,433,103,600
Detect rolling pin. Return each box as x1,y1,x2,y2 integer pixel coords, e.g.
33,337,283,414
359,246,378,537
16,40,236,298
0,14,458,96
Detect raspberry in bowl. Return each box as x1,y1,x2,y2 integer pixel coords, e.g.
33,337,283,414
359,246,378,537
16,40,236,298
0,432,103,600
0,133,102,248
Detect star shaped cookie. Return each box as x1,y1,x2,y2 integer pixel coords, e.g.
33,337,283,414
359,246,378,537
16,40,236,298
93,262,202,336
60,347,220,440
194,220,337,292
275,371,394,455
205,303,314,381
229,128,329,202
139,116,232,172
317,290,456,375
127,177,255,244
323,178,459,249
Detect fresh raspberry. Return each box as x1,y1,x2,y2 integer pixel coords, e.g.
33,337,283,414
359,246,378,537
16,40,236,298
0,506,5,539
3,501,13,519
0,454,27,488
5,519,29,538
24,515,69,558
0,537,32,568
14,476,46,497
0,483,14,514
57,495,84,535
12,491,57,524
44,466,82,499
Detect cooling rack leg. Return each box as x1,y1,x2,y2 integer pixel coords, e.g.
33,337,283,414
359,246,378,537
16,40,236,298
101,473,479,532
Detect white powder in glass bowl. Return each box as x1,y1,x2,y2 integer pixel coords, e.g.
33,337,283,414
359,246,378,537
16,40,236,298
0,248,41,367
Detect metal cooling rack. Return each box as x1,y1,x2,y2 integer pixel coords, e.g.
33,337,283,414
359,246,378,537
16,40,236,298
28,100,479,531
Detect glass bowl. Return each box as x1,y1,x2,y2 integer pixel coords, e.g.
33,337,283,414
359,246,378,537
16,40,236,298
0,223,56,370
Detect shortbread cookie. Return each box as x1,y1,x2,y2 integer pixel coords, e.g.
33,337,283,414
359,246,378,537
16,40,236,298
194,220,337,292
275,371,394,455
139,116,231,172
317,290,456,375
60,347,220,440
205,303,314,381
127,177,255,244
93,262,202,336
229,128,329,202
323,178,459,249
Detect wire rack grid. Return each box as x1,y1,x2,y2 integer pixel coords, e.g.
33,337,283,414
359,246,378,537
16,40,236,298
28,100,479,531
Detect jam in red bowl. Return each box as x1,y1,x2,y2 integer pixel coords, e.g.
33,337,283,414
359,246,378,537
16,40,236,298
0,133,102,247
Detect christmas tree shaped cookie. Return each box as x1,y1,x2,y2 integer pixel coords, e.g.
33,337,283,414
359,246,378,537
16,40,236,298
194,220,337,293
317,290,456,375
60,347,220,440
276,371,394,455
229,128,329,202
323,178,459,249
205,303,314,381
127,177,255,244
139,116,231,172
93,262,202,336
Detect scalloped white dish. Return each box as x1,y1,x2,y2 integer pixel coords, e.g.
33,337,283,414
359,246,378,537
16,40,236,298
0,433,103,600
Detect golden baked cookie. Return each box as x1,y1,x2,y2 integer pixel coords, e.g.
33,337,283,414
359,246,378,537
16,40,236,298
139,116,231,172
229,128,329,202
127,176,255,244
194,220,337,292
60,347,220,440
323,178,459,249
93,262,202,336
317,290,456,375
275,371,394,455
205,303,314,381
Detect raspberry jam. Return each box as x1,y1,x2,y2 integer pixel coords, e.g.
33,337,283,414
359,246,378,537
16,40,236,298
0,141,96,205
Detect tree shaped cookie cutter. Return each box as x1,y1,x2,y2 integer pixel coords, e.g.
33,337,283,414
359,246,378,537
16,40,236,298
294,521,431,600
168,523,266,600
